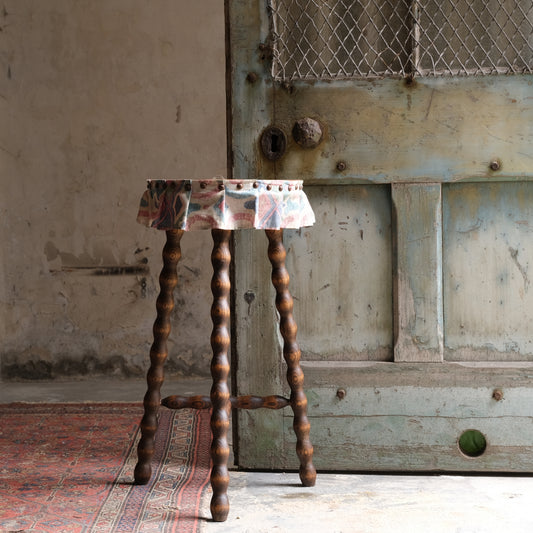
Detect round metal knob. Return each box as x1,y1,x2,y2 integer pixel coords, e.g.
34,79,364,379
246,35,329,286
292,118,323,149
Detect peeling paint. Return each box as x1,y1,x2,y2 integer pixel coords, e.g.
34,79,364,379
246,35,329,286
508,247,530,293
444,182,533,358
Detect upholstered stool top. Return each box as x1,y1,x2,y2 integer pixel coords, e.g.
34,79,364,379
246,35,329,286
137,178,315,231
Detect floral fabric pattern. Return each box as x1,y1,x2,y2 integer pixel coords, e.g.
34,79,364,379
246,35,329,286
137,179,315,230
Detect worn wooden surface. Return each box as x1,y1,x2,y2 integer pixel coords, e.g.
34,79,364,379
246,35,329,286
282,361,533,472
227,0,272,181
228,0,533,473
229,0,287,470
392,183,443,362
273,76,533,184
285,185,393,362
443,182,533,361
232,229,285,469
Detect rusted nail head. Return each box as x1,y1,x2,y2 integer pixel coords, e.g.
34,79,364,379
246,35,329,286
336,388,346,400
236,182,243,190
253,181,259,188
490,159,501,171
492,388,504,401
404,74,416,87
267,184,272,191
246,72,258,84
336,161,347,172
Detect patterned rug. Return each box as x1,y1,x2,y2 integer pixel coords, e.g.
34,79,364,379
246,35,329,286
0,403,211,533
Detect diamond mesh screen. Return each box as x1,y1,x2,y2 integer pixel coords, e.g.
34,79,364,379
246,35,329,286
269,0,533,80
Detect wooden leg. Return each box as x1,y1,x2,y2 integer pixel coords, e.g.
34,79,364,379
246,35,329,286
209,229,232,522
134,229,184,485
266,229,316,487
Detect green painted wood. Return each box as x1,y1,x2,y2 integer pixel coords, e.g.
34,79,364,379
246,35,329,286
306,385,533,418
392,183,443,362
286,417,533,472
443,182,533,361
284,185,393,362
283,363,533,472
247,359,533,472
228,0,533,473
227,0,286,468
226,0,275,181
273,76,533,184
231,229,286,469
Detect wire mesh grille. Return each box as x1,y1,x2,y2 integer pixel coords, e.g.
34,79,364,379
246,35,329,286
269,0,533,80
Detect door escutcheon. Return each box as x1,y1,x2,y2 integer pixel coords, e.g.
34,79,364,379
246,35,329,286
260,126,287,161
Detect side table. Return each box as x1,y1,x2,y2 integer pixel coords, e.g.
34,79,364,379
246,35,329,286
134,178,316,522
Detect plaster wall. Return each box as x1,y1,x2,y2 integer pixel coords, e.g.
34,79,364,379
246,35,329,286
0,1,226,379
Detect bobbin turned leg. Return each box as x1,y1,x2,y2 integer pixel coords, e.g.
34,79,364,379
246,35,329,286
134,229,184,485
266,229,316,487
209,229,232,522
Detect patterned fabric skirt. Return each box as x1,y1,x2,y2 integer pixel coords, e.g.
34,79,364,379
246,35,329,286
137,179,315,231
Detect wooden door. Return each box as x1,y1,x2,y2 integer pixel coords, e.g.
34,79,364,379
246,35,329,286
226,0,533,471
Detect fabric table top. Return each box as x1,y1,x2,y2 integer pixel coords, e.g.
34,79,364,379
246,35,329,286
137,179,315,231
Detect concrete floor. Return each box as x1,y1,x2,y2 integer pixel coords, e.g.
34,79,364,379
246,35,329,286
2,377,533,533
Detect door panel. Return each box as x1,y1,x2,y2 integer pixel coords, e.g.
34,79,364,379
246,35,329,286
227,0,533,472
443,182,533,361
286,185,393,362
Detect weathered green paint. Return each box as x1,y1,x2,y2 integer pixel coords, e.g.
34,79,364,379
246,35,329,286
305,385,533,419
443,182,533,361
285,185,393,362
392,183,443,362
273,76,533,184
288,362,533,472
227,0,286,467
287,416,533,472
231,229,285,469
226,0,273,181
228,0,533,472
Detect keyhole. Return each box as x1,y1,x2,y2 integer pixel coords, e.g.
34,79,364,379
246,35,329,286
244,290,255,316
271,133,281,153
260,126,287,161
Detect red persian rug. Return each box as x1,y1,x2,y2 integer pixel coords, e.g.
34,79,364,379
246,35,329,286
0,403,211,533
